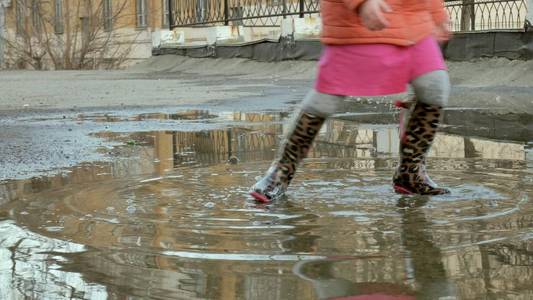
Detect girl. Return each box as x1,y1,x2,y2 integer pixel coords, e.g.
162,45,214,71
251,0,452,202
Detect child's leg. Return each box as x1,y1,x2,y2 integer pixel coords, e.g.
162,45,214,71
411,70,450,107
394,70,450,195
250,90,345,202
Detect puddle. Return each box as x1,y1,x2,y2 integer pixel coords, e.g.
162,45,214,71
0,110,532,299
75,110,220,123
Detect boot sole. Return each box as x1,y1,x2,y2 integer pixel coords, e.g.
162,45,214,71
250,191,271,203
394,184,451,195
394,185,415,195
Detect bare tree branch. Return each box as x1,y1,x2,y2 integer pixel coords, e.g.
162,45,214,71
4,0,139,70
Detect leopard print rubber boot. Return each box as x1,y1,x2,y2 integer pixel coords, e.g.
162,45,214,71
393,101,450,195
250,112,325,203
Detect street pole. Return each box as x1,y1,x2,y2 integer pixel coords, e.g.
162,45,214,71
168,0,173,29
224,0,229,25
460,0,475,31
0,2,4,68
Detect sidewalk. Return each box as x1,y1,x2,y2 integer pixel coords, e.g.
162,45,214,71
1,55,533,114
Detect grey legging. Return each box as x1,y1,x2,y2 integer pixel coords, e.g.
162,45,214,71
301,70,450,117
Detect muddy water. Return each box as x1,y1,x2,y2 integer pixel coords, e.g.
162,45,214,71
0,110,532,300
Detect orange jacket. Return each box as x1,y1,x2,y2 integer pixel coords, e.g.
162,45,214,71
320,0,448,46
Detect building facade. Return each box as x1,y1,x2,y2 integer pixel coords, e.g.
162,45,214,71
0,0,170,69
0,0,10,68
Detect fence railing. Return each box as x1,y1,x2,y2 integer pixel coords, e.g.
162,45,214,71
169,0,319,27
446,0,527,31
169,0,529,32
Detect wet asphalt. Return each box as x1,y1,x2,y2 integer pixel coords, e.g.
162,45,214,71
0,64,532,299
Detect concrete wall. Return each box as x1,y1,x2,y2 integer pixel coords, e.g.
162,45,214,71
156,30,533,62
154,14,321,48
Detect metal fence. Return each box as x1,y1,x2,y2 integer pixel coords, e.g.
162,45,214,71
170,0,319,27
169,0,529,31
446,0,527,31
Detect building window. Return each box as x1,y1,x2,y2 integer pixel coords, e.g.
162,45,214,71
54,0,64,34
16,0,25,35
162,0,169,28
103,0,112,31
136,0,147,28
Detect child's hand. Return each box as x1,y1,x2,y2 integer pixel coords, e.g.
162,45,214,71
433,19,452,43
359,0,392,31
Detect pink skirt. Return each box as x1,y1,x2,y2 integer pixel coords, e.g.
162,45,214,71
315,36,447,96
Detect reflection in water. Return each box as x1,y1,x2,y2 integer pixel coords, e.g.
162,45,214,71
0,110,532,299
75,110,219,123
0,221,108,299
398,198,456,300
292,257,417,300
292,198,453,300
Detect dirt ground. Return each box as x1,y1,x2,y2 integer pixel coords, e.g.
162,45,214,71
1,56,533,114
